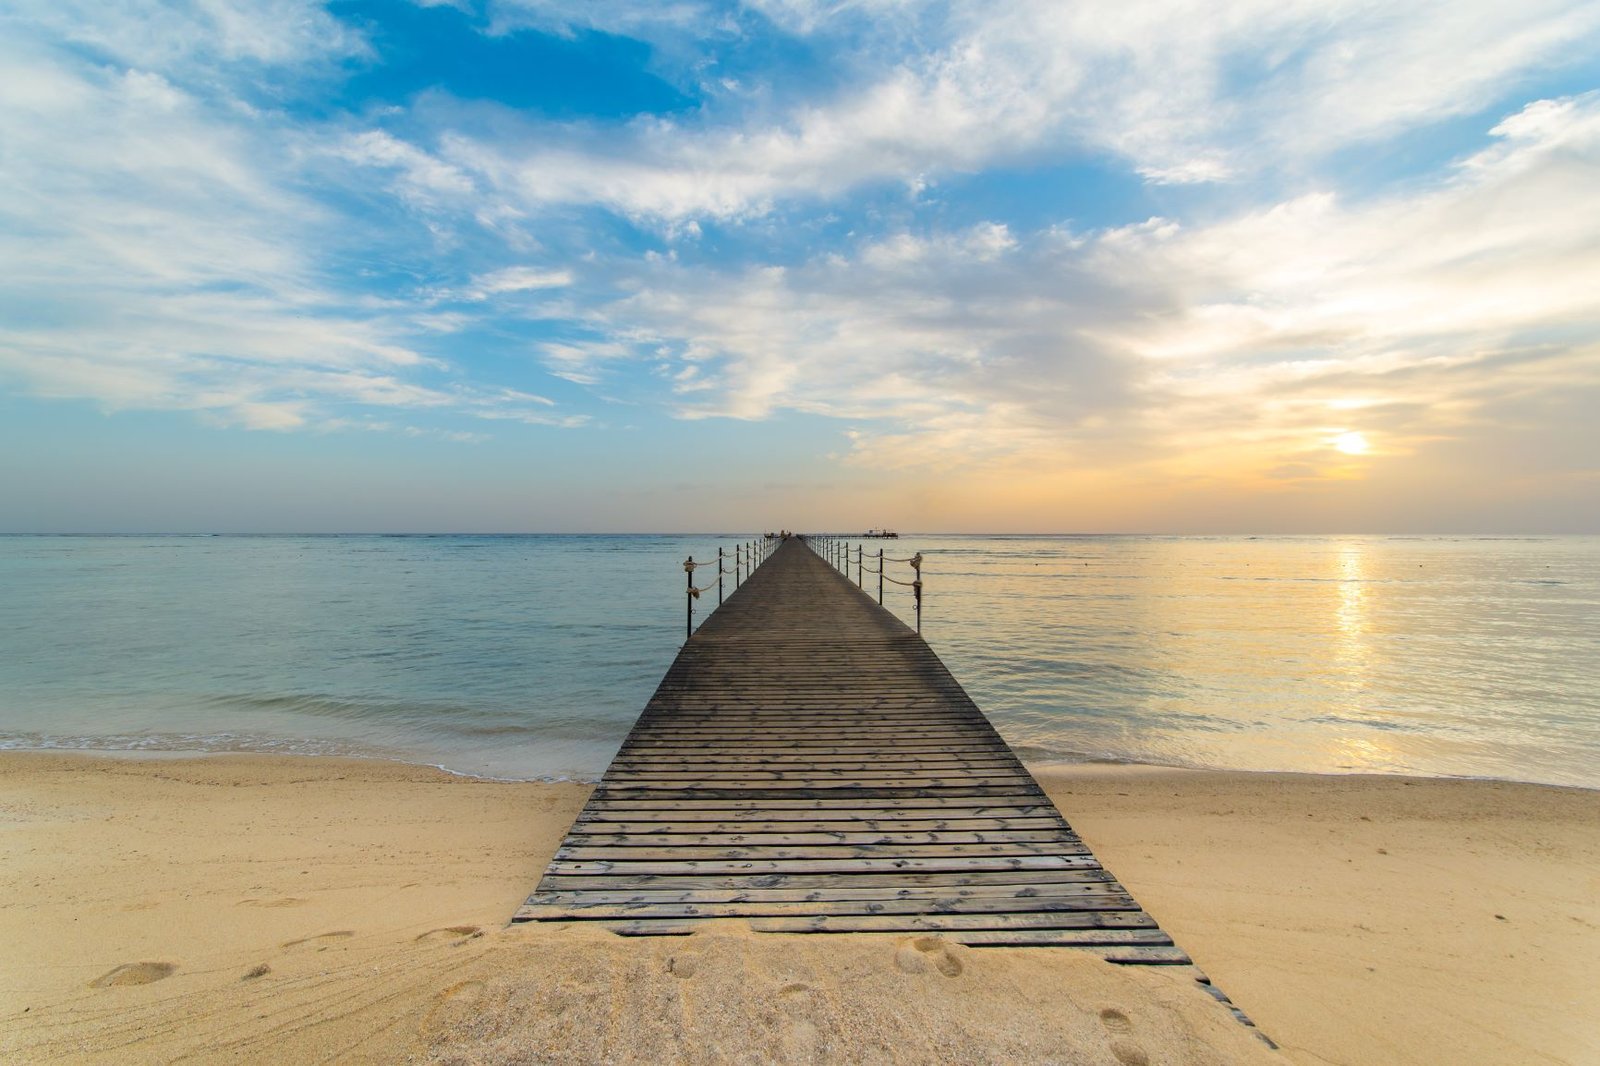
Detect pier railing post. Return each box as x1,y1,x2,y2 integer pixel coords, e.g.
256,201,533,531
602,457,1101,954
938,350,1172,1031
911,552,923,634
878,548,884,603
856,544,862,587
736,543,742,587
684,556,695,638
718,546,724,605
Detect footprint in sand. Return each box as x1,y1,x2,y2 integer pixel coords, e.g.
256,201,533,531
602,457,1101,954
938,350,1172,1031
439,979,485,1005
414,925,483,945
893,936,963,977
1099,1008,1148,1065
1099,1008,1133,1034
1109,1041,1150,1066
239,897,307,908
90,962,176,988
281,931,354,950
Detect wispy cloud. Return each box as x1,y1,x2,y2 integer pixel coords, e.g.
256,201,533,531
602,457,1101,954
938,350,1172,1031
361,0,1600,226
545,94,1600,491
0,8,583,434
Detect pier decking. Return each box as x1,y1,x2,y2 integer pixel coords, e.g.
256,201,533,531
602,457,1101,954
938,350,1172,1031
515,538,1185,963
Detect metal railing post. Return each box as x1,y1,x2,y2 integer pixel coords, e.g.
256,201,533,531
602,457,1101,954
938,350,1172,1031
911,552,923,634
856,544,862,587
878,548,884,604
736,543,742,587
684,556,695,638
718,546,724,604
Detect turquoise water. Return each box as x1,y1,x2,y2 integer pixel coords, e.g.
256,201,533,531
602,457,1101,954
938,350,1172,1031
1,534,1596,787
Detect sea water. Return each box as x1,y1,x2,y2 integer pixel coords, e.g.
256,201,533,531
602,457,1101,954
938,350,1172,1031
1,534,1595,787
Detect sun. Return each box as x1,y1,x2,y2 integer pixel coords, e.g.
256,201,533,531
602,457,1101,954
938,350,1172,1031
1333,431,1370,455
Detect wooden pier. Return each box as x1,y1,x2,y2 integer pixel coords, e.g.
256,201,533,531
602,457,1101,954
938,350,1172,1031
515,537,1187,963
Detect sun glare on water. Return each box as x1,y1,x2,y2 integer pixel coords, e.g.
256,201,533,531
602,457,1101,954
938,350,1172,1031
1334,431,1370,455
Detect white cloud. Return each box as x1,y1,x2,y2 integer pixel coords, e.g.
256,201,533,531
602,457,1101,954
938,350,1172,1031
0,22,581,435
337,130,478,211
467,266,574,298
5,0,367,79
552,94,1600,480
381,0,1600,226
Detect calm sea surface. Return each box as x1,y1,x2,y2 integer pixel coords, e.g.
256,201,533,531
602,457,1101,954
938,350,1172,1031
1,535,1596,788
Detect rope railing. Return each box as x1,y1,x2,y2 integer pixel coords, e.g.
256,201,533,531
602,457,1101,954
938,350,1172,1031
682,531,786,637
803,534,924,634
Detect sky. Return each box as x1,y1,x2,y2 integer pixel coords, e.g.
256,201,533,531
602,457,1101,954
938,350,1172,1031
1,0,1598,533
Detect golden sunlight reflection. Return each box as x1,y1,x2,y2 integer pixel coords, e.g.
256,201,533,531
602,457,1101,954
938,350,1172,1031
1329,732,1407,774
1334,542,1371,688
910,535,1596,788
1333,430,1370,455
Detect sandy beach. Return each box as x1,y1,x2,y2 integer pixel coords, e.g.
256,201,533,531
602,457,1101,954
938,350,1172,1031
2,753,1596,1065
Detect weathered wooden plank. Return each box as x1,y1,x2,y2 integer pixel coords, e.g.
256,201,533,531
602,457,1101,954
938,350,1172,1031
967,941,1192,963
534,869,1118,892
567,825,1072,841
545,855,1104,876
555,842,1092,862
569,819,1068,838
604,764,1030,778
515,895,1142,920
519,907,1156,929
599,774,1035,789
593,784,1044,795
597,919,1175,940
618,743,1012,755
630,727,984,736
520,882,1132,906
607,754,1023,769
579,797,1062,813
572,817,1067,832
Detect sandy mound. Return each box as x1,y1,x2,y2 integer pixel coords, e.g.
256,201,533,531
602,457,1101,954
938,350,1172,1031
414,923,1274,1065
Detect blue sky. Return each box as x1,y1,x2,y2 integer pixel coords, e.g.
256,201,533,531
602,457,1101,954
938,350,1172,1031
2,0,1598,532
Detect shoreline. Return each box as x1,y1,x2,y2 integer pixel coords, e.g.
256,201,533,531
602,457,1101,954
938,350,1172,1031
3,751,1596,1063
7,741,1597,794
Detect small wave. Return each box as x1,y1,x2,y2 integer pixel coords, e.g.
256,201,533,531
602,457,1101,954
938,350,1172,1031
0,731,604,784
